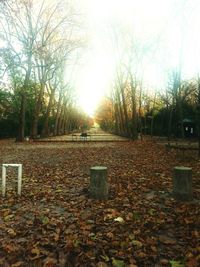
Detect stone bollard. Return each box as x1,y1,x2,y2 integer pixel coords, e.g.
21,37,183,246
89,166,108,200
173,166,193,201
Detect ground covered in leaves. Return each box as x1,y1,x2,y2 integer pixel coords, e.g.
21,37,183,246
0,139,199,267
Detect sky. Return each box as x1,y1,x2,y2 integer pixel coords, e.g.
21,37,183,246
72,0,200,116
1,0,199,116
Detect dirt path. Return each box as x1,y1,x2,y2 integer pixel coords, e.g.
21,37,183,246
36,128,130,142
0,140,199,266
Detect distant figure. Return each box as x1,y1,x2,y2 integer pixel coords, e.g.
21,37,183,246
80,132,88,140
80,132,87,138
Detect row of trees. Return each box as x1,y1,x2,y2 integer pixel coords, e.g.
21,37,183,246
95,74,200,141
1,0,199,145
95,0,200,146
0,0,91,140
95,18,200,144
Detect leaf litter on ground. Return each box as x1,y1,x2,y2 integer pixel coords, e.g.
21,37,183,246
0,140,199,266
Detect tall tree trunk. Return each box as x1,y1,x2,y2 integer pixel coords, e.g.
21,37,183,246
17,93,26,142
31,83,45,138
58,106,65,134
138,87,143,140
60,106,67,134
120,85,130,137
41,88,55,137
63,112,69,134
16,54,32,142
130,81,138,140
59,98,68,134
118,101,125,135
178,97,185,139
150,93,157,139
168,102,173,143
54,90,63,136
114,103,120,134
116,89,125,135
131,99,138,140
150,116,154,139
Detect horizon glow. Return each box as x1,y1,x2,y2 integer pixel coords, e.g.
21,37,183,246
74,0,200,116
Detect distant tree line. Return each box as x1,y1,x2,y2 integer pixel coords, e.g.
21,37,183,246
95,75,199,141
95,5,200,144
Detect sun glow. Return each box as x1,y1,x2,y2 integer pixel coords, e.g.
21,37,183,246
74,0,200,116
76,47,114,117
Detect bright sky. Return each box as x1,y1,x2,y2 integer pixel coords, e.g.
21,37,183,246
1,0,200,116
73,0,200,116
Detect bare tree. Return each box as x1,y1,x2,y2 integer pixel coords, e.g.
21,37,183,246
0,0,82,140
0,0,42,140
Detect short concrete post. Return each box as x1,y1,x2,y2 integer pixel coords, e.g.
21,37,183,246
90,166,108,200
173,166,192,201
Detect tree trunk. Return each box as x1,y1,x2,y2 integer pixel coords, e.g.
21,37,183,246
63,113,68,134
115,89,125,136
131,88,138,140
17,93,26,142
114,103,120,134
119,102,125,135
150,117,154,139
120,85,130,137
31,83,45,138
138,88,143,140
177,98,185,139
57,105,64,135
130,75,138,140
41,88,55,137
16,54,32,142
60,100,68,134
168,103,173,143
54,91,62,136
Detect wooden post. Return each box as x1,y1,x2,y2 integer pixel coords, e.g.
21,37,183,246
90,166,108,200
173,166,192,201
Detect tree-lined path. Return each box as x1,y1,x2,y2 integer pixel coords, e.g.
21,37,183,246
0,0,200,266
36,128,130,142
0,139,199,266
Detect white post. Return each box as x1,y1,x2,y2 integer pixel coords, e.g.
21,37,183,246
2,164,22,197
17,164,22,196
2,165,6,197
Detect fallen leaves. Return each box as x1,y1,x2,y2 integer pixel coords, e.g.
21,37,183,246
97,262,108,267
0,140,199,266
169,260,184,267
43,257,57,267
4,214,15,221
40,215,50,225
159,235,177,245
131,240,143,248
11,261,24,267
7,228,17,237
114,217,124,223
112,258,125,267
